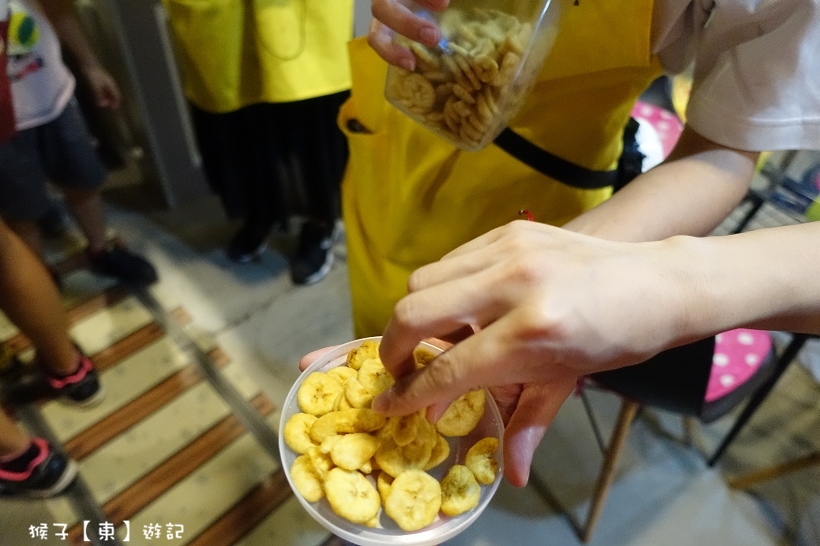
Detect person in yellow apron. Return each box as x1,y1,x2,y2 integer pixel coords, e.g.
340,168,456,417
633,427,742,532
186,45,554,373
164,0,353,284
340,0,662,336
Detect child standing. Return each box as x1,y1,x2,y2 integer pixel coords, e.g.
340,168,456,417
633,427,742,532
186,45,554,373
0,0,156,285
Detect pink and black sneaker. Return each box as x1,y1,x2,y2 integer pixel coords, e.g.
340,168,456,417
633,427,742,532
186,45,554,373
43,353,105,407
0,437,77,498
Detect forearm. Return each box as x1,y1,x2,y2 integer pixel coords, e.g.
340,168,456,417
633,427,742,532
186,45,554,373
564,127,758,242
37,0,102,72
661,223,820,342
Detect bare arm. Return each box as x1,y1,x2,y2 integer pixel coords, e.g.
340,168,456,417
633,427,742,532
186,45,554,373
35,0,120,109
680,222,820,337
563,126,759,241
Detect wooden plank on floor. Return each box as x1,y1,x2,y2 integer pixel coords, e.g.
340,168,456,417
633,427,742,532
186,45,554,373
66,394,276,545
2,287,130,353
64,347,228,460
90,323,164,372
103,394,275,526
185,469,293,546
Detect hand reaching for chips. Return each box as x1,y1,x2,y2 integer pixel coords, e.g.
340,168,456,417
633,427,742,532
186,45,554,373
284,340,500,532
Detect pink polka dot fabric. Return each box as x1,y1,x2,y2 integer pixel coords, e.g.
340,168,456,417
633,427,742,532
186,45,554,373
705,329,773,402
631,101,683,159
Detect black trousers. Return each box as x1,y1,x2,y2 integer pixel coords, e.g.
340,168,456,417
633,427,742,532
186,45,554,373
190,90,350,228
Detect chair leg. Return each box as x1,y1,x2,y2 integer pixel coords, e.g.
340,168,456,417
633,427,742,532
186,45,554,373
581,399,640,543
728,451,820,489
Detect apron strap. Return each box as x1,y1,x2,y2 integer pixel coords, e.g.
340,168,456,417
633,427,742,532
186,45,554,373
493,118,644,192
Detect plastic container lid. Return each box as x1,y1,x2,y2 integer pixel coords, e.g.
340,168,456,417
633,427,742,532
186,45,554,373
279,337,505,546
385,0,560,151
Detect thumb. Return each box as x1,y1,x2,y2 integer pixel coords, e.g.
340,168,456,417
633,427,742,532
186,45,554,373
502,378,575,487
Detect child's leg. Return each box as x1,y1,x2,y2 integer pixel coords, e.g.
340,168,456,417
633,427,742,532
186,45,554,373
3,217,44,258
61,186,107,253
0,409,30,456
0,409,78,497
41,99,157,285
0,219,77,376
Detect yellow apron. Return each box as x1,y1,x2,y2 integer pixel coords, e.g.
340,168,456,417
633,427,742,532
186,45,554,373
163,0,353,113
341,0,662,337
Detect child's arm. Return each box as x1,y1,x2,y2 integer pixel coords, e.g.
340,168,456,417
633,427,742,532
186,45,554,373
36,0,121,109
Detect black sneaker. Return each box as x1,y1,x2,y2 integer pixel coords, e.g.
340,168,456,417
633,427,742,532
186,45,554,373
0,344,23,381
226,221,277,263
0,438,77,498
290,221,336,286
87,243,158,285
38,200,70,239
43,353,105,407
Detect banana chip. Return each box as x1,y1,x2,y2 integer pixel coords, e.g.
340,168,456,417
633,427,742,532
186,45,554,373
319,434,343,454
440,464,481,516
344,376,375,409
359,459,373,474
384,469,442,531
357,357,395,396
335,392,354,411
287,340,499,533
465,437,499,485
424,433,451,471
283,412,318,454
375,418,437,478
324,468,382,524
377,470,394,502
327,365,358,383
310,408,388,443
297,371,344,416
435,389,486,437
306,445,335,481
390,411,424,446
346,340,380,370
290,455,325,503
330,432,381,471
413,347,437,368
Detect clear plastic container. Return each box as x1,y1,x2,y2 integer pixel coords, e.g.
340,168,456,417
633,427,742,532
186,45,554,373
385,0,560,151
279,337,505,546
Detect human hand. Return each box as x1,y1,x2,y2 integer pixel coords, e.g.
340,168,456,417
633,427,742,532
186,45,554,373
297,336,576,486
83,65,121,110
368,0,449,69
298,346,338,372
372,220,694,484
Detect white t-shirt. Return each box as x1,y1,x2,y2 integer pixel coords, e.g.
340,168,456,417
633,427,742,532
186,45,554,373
653,0,820,152
5,0,74,130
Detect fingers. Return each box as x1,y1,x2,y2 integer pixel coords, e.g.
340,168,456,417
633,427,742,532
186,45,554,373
374,317,528,416
502,379,575,487
433,326,475,347
103,84,122,110
408,245,503,295
368,0,448,68
380,268,509,378
298,345,339,372
98,86,120,109
367,19,416,69
371,0,444,47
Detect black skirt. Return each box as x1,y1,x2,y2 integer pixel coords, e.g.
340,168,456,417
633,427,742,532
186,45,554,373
189,90,350,227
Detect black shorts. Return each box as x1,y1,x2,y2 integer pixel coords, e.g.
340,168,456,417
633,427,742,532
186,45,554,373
0,97,106,221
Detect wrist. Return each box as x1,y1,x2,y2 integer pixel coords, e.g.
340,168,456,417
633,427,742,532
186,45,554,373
645,235,717,346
